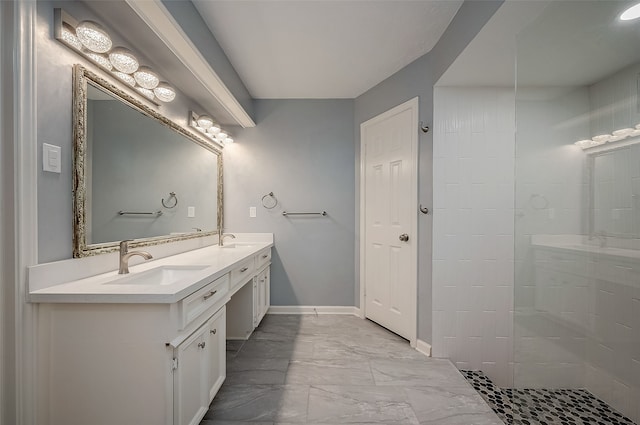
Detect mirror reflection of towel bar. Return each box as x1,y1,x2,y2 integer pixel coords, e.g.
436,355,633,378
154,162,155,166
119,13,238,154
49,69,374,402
118,210,163,217
282,211,327,217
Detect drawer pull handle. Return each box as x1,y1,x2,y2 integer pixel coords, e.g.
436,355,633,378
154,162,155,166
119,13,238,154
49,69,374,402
240,267,249,273
203,290,217,300
261,254,268,259
210,329,217,335
197,341,206,349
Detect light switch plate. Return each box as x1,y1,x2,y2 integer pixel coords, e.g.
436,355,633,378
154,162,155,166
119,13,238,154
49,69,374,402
187,206,195,217
43,143,62,173
249,207,257,218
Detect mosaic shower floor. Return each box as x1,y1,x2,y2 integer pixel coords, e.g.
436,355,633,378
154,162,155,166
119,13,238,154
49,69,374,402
461,370,636,425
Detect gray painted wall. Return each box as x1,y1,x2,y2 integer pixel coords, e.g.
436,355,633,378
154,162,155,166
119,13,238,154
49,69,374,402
354,0,503,343
224,100,355,306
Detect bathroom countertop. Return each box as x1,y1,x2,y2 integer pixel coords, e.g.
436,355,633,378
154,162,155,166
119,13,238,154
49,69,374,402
531,235,640,261
29,242,273,304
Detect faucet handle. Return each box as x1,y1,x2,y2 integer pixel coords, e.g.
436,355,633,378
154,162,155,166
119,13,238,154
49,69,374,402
119,239,134,252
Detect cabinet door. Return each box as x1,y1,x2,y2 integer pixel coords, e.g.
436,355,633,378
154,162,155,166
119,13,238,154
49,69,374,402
174,323,209,425
206,306,226,402
253,277,259,327
256,267,270,326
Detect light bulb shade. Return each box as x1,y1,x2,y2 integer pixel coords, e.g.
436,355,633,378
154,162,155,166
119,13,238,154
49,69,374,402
592,134,611,143
612,128,634,137
620,3,640,20
136,87,155,101
134,66,159,89
216,131,228,141
206,124,221,135
153,82,176,102
224,137,234,145
575,139,602,149
197,115,214,129
61,23,83,50
86,52,113,71
76,20,112,53
109,47,139,73
114,72,136,87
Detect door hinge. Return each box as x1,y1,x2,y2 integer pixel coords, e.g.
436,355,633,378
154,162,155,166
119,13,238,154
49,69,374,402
171,357,178,371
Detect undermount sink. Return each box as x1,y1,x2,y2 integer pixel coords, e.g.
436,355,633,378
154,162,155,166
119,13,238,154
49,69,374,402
220,242,256,249
104,265,209,286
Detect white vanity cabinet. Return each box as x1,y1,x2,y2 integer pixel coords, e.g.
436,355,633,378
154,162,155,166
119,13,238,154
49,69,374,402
36,274,230,425
174,306,226,425
254,266,270,326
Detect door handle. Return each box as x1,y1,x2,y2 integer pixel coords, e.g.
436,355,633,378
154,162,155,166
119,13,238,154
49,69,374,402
399,233,409,242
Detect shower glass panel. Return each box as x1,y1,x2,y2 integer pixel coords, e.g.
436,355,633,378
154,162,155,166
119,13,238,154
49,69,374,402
514,1,640,424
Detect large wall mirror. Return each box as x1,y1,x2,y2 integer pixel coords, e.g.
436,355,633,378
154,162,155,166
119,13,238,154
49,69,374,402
73,65,223,257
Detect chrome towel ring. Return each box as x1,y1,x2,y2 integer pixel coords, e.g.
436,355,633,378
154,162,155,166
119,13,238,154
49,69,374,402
261,192,278,209
162,191,178,209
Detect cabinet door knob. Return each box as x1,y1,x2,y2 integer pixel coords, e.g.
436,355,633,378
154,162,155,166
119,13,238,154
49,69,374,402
197,341,206,349
261,254,268,259
203,290,217,300
240,267,249,273
210,329,217,335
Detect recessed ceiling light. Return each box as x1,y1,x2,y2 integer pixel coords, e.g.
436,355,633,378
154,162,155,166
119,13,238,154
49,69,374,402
620,3,640,20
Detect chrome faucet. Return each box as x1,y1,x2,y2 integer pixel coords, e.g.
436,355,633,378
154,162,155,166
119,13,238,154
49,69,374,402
118,240,153,274
591,231,607,248
220,233,236,246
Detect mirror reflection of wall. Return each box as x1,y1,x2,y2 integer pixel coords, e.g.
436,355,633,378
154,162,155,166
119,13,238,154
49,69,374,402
86,83,218,245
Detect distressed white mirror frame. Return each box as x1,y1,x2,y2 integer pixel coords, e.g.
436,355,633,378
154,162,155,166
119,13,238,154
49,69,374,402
72,64,223,257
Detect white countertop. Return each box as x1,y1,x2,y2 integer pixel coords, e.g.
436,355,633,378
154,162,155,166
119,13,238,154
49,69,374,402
531,234,640,261
29,241,273,304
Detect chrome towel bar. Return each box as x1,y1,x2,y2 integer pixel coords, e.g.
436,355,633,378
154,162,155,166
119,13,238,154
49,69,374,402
117,210,163,217
282,211,327,217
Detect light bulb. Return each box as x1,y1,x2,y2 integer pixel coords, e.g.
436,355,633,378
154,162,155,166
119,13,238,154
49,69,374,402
216,131,228,141
224,137,234,145
612,128,634,137
61,23,83,50
133,66,159,89
109,47,139,73
85,52,113,71
207,124,221,135
113,72,136,87
620,3,640,20
197,115,214,129
575,139,601,149
136,87,155,101
76,20,112,53
153,82,176,102
592,134,611,143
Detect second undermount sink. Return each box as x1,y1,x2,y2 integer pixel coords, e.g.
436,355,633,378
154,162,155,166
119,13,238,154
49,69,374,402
220,242,256,249
104,265,210,286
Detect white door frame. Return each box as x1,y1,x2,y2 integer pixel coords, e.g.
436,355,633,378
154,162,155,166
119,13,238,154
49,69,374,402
359,97,419,347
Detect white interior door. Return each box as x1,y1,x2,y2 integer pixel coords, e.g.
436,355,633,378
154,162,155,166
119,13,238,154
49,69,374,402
360,97,418,343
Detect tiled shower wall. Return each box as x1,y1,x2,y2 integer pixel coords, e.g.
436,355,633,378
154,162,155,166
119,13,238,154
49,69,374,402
432,87,515,387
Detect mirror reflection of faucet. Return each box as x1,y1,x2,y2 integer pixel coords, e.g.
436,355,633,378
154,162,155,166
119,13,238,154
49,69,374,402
118,240,153,274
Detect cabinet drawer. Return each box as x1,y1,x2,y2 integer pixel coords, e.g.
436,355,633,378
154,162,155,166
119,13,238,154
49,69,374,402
181,275,229,328
230,258,255,289
255,248,271,271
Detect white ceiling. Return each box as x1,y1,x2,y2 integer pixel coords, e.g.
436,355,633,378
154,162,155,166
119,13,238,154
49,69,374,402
439,0,640,88
192,0,463,99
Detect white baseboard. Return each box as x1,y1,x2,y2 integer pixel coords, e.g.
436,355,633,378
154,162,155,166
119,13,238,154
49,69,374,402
416,339,432,357
267,306,360,316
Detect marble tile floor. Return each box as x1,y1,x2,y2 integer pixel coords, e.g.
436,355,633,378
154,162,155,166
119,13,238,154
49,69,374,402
462,370,637,425
200,314,503,425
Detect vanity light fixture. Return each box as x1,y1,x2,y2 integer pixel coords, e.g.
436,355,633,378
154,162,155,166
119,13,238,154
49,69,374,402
189,111,231,148
575,123,640,152
620,3,640,20
54,8,176,104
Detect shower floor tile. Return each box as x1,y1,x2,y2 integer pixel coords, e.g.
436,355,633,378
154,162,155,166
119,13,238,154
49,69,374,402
461,370,636,425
